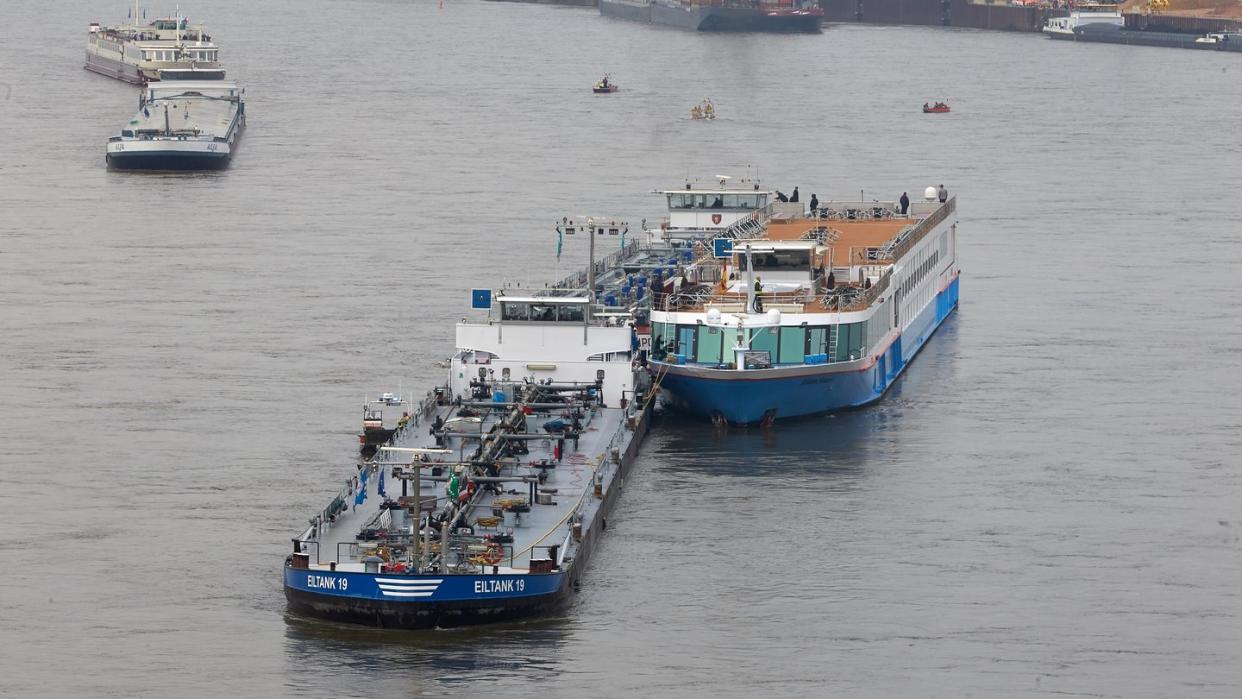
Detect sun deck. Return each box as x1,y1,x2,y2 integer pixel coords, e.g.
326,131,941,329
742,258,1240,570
657,198,953,315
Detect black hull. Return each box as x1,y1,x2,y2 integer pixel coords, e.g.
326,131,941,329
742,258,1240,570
106,152,231,171
1072,25,1242,51
600,0,822,33
700,13,822,32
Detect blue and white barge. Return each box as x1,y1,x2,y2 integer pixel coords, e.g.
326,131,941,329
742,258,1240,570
648,185,960,424
285,231,666,628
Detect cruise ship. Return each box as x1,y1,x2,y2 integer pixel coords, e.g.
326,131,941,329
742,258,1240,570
646,180,960,425
599,0,824,33
86,5,224,84
106,81,245,170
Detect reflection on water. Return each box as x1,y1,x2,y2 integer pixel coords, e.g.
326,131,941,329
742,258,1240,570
2,0,1241,694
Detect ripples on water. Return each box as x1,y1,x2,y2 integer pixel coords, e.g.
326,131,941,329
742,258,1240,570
1,0,1241,695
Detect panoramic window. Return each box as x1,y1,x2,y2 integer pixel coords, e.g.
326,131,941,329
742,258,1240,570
500,302,529,321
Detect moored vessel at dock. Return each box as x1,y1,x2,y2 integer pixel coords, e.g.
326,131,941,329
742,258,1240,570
1043,6,1242,51
86,4,224,84
106,80,245,171
1042,4,1124,38
600,0,823,33
647,182,960,425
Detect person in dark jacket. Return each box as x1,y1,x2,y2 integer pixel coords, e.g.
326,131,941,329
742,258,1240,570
790,187,799,203
899,192,910,214
775,191,789,202
938,184,948,203
809,193,819,214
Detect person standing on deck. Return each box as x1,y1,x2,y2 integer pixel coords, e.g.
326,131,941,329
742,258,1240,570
938,184,948,203
899,192,910,214
790,187,799,203
809,193,819,215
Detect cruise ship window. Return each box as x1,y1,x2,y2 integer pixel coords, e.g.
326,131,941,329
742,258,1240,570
557,304,585,322
676,326,697,358
807,327,828,356
749,328,777,360
500,302,529,321
530,304,555,322
779,327,805,364
695,327,722,364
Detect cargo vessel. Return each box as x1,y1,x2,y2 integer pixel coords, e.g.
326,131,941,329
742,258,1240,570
599,0,823,33
1043,4,1242,51
86,4,224,84
284,218,682,629
646,181,960,425
106,81,245,171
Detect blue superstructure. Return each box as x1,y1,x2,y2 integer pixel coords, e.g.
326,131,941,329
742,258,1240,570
657,275,959,423
648,190,959,424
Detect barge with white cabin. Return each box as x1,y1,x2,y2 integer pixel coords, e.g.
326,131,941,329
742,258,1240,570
106,80,245,171
285,219,678,629
86,4,224,84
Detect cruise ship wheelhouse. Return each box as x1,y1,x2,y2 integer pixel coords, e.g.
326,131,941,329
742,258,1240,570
648,189,960,425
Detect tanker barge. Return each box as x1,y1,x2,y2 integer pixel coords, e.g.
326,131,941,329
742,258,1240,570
284,218,685,629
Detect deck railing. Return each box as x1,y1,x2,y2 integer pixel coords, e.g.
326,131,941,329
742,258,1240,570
552,240,641,290
889,197,954,262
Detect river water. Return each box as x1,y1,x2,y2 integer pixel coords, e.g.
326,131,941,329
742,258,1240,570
2,0,1241,695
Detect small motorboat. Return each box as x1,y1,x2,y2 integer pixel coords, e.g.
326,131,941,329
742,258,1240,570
379,392,402,405
593,75,618,93
691,99,716,120
923,102,951,114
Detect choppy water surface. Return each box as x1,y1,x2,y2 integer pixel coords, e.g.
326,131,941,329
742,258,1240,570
2,0,1241,695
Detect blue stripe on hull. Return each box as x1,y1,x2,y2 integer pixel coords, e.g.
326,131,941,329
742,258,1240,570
660,276,960,424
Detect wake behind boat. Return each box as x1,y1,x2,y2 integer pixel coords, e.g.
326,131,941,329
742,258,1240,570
106,81,245,171
600,0,823,33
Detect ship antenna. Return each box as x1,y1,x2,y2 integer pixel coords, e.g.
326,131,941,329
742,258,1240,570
744,244,756,316
586,217,596,320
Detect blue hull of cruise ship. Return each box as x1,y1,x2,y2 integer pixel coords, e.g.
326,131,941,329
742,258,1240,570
659,276,959,424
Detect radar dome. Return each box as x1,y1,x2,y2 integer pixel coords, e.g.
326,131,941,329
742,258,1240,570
924,186,938,201
766,309,781,325
706,308,722,325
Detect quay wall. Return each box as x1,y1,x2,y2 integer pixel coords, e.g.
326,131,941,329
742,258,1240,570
821,0,1061,31
1125,12,1242,32
484,0,598,6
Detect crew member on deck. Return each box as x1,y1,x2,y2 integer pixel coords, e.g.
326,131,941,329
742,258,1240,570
790,187,799,203
809,193,819,214
900,191,910,214
938,184,948,203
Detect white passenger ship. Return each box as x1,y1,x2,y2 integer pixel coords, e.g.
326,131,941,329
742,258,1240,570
86,4,223,84
106,81,245,170
646,181,960,425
